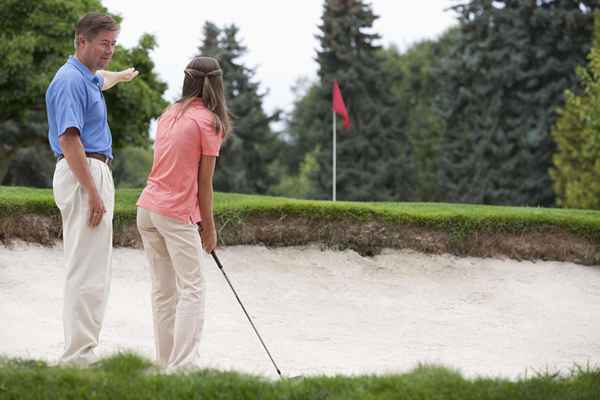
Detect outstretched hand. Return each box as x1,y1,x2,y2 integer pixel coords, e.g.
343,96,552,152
98,67,140,91
118,67,139,83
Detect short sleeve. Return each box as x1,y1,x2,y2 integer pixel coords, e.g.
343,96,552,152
198,118,224,156
50,78,85,136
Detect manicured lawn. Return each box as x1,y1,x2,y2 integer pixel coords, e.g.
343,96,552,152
2,186,600,242
0,353,598,400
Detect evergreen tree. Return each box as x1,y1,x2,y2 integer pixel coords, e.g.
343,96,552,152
288,0,415,201
198,22,281,194
438,0,599,206
381,28,459,202
550,12,600,210
283,79,322,175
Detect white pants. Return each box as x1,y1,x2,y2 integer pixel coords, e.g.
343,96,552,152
136,207,206,370
52,158,114,364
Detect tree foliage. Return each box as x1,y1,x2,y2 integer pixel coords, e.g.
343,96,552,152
112,146,153,188
381,28,459,202
0,0,167,186
198,22,282,194
287,0,415,201
437,0,599,206
551,12,600,209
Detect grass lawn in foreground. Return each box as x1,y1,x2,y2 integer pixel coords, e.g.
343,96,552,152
0,353,599,400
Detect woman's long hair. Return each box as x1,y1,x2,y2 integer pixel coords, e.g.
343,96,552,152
174,56,232,137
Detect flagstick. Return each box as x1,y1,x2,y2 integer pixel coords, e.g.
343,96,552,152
332,111,336,202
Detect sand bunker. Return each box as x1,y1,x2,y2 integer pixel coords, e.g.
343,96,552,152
1,242,599,379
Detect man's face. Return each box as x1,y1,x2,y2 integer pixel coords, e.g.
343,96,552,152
78,30,119,72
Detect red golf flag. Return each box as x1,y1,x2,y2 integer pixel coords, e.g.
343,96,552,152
332,80,350,129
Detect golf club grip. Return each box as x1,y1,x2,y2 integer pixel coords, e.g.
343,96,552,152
211,251,224,270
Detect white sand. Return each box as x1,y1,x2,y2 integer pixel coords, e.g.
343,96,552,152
1,242,599,379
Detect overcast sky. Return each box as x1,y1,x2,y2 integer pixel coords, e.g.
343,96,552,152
101,1,458,115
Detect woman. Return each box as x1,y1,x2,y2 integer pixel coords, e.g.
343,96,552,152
136,56,231,371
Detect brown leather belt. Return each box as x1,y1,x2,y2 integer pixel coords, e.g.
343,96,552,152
57,152,112,168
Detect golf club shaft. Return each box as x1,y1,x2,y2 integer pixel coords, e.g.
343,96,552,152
210,250,282,378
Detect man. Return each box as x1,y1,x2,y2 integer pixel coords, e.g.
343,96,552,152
46,12,137,365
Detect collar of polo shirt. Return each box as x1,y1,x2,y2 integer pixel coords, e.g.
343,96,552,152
68,56,102,88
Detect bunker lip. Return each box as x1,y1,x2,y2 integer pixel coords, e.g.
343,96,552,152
1,213,599,265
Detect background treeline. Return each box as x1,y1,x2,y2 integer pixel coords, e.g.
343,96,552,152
2,0,600,209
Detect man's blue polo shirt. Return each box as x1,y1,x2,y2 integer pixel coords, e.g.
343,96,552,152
46,56,113,159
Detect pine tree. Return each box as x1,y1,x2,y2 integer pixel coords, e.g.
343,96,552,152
381,28,460,202
288,0,415,201
198,22,281,194
438,0,599,206
550,12,600,210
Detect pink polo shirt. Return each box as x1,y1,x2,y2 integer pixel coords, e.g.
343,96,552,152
137,99,223,223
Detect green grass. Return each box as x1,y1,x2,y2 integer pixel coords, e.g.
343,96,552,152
0,353,598,400
2,185,600,242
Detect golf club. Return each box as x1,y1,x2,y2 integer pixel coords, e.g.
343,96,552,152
210,250,284,378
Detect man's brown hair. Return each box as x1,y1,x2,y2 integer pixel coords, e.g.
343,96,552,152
74,12,119,48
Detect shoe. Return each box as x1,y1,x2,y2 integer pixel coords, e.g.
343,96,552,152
163,363,198,375
59,351,99,368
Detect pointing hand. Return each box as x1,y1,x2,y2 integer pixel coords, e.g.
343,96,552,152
118,67,139,82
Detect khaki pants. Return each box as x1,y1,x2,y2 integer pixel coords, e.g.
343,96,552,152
52,158,114,364
136,207,206,370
